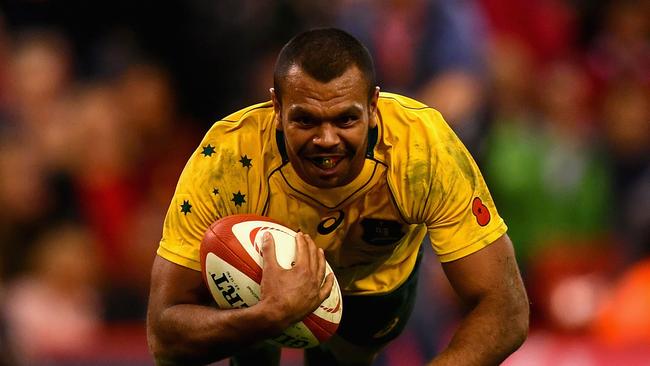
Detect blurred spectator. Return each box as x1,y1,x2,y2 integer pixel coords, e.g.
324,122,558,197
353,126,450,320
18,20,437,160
3,30,73,135
599,78,650,261
65,73,175,321
70,83,136,281
4,223,102,364
0,22,192,362
484,36,538,130
482,55,612,268
114,62,200,203
0,139,53,279
585,0,650,95
336,0,487,149
479,0,578,64
0,29,81,283
100,63,200,321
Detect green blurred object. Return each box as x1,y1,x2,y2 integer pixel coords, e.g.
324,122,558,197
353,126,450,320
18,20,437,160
483,119,612,265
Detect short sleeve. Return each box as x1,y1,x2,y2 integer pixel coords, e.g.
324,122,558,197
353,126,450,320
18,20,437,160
156,107,274,270
410,110,507,262
157,145,223,271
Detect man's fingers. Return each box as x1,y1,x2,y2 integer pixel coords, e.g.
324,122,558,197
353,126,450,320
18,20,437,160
304,234,319,273
294,232,309,267
297,234,327,288
316,248,326,283
261,231,279,269
319,273,335,301
293,232,303,260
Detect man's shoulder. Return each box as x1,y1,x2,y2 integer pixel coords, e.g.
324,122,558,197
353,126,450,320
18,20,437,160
376,92,446,133
218,100,275,125
375,92,462,207
378,92,430,110
186,100,280,181
201,100,276,148
376,92,450,154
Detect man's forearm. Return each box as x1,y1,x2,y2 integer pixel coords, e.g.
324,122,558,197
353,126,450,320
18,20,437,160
428,294,529,366
148,302,285,365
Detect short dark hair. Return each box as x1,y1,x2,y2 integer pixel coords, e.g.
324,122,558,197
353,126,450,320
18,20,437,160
273,28,376,103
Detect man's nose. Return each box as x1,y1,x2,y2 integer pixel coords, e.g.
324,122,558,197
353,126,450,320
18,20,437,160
312,122,340,148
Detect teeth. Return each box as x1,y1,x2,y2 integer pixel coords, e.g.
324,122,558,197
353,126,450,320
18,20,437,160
322,158,334,168
315,157,337,169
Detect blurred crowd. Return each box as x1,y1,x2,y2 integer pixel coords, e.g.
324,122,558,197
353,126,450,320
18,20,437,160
0,0,647,365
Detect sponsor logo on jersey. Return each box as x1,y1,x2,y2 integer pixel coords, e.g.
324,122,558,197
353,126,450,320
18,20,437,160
361,219,405,246
317,210,345,235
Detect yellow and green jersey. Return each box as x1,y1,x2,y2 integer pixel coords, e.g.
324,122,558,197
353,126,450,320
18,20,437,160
158,92,507,295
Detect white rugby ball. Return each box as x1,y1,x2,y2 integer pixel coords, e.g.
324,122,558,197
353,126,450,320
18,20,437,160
200,214,342,348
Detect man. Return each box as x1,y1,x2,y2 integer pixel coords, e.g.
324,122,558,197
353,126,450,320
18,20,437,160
147,28,529,365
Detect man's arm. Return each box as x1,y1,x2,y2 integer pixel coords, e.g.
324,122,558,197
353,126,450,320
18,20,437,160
147,232,334,365
431,234,529,366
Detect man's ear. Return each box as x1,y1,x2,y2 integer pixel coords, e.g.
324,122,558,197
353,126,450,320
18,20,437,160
369,86,380,129
270,88,283,131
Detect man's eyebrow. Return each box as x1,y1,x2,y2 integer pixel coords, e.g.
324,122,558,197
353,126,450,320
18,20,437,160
287,106,313,117
337,105,364,116
287,105,364,117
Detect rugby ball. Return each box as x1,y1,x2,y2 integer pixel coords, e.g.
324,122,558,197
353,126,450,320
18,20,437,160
200,214,342,348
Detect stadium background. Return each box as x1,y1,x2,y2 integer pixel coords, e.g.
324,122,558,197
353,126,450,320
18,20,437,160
0,0,647,365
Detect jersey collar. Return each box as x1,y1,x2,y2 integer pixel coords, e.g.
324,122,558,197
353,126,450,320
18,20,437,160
274,127,382,209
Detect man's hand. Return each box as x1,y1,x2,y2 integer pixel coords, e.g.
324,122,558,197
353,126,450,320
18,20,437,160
146,231,333,365
258,231,334,332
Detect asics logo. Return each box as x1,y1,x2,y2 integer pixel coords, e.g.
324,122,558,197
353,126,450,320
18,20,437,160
317,210,345,235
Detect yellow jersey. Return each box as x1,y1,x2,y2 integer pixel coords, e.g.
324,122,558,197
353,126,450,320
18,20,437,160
158,92,507,295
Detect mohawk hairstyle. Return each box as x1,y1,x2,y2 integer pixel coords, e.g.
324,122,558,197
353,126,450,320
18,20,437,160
273,28,376,103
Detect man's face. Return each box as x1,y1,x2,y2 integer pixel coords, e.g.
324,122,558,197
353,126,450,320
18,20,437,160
272,66,378,188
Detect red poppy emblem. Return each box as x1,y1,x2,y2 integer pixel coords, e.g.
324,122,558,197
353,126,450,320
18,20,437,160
472,197,491,226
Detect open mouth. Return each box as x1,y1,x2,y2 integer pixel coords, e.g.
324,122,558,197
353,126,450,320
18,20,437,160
309,156,343,170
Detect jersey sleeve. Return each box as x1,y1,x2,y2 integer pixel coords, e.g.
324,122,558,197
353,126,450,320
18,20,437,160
400,109,507,262
157,135,224,271
157,114,270,271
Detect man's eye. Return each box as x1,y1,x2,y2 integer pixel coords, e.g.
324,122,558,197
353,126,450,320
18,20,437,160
294,118,312,126
339,116,358,125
